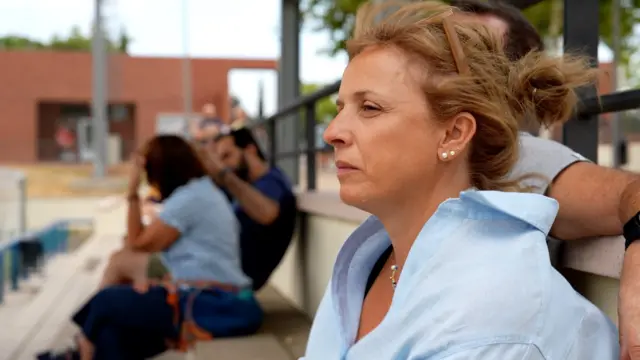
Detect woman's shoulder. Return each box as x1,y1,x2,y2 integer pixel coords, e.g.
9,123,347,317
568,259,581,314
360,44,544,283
162,176,229,213
401,254,614,358
402,217,615,357
408,231,552,325
165,176,216,200
412,192,557,316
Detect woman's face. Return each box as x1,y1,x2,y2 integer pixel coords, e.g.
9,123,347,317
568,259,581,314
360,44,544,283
324,47,451,209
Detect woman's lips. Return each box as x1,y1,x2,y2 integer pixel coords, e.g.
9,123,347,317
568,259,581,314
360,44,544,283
335,160,359,176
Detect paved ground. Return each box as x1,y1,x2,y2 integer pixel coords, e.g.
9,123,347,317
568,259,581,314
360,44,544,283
5,164,128,199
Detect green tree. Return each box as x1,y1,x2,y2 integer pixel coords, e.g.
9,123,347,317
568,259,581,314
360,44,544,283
523,0,640,67
49,26,92,51
115,28,132,53
303,0,640,67
302,83,338,124
296,83,337,145
0,25,131,53
0,35,45,50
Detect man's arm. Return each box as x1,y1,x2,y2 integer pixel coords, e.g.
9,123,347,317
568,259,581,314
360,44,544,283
522,139,640,360
513,133,636,240
196,141,282,226
219,171,280,226
549,162,636,240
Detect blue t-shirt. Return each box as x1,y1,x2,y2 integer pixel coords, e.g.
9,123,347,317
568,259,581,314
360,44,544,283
234,167,296,290
158,176,251,288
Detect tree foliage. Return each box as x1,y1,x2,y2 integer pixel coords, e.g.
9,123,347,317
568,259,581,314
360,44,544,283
0,35,46,50
303,0,640,66
302,83,338,124
523,0,640,67
0,25,131,53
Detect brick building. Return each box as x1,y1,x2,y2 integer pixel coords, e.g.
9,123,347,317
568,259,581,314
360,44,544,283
0,51,276,163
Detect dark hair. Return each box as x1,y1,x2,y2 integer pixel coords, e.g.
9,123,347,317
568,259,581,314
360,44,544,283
222,127,267,161
143,135,207,201
450,0,544,61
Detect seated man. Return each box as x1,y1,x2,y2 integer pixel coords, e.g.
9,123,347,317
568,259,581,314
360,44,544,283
189,103,225,142
200,126,297,291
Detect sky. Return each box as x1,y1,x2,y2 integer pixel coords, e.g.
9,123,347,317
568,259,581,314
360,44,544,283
0,0,349,117
0,0,620,118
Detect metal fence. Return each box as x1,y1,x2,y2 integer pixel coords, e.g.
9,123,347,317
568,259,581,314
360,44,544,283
0,168,27,242
0,219,90,303
253,0,640,190
256,85,640,192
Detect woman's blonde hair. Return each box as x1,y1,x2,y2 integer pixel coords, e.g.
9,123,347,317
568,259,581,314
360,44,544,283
350,1,598,191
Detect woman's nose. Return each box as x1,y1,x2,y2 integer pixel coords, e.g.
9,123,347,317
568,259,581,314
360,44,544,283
323,114,351,148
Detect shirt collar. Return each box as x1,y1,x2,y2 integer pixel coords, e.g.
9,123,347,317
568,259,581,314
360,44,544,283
459,190,558,235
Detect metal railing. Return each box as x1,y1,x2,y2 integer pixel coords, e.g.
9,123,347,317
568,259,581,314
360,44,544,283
0,218,93,304
253,80,340,191
578,89,640,117
246,0,640,190
254,78,640,192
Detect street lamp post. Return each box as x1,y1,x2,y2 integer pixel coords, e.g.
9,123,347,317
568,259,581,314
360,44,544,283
92,0,108,177
182,0,193,120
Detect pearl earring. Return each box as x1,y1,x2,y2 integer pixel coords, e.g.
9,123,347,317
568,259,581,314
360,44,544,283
449,150,456,157
441,152,448,159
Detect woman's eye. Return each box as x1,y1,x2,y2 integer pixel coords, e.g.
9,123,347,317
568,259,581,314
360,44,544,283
362,104,380,112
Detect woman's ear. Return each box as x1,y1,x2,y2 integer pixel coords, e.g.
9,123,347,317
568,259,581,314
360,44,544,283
437,112,476,160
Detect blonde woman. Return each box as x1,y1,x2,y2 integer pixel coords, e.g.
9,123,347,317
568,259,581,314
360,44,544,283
303,2,617,359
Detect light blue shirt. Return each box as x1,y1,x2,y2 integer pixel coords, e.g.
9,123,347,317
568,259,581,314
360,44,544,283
158,176,251,288
304,190,618,360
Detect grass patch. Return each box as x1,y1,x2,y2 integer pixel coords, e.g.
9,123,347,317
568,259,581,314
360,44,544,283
2,163,130,199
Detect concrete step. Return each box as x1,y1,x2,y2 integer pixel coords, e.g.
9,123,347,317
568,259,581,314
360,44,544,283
155,334,293,360
4,234,121,360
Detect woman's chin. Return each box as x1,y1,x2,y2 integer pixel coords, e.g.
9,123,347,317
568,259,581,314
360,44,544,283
339,185,369,208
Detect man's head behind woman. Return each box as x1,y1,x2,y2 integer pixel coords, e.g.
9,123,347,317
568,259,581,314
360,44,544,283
327,1,596,213
143,135,207,201
450,0,544,61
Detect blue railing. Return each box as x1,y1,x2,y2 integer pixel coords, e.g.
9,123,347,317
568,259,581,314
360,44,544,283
0,218,93,304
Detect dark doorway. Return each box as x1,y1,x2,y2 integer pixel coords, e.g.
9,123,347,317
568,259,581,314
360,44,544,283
36,102,136,162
